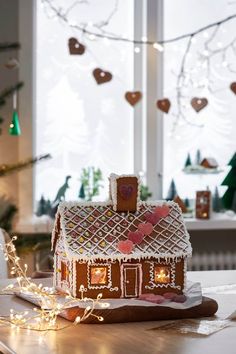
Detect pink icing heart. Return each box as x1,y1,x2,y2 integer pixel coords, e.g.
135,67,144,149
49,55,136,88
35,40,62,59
145,212,160,225
154,205,170,218
117,240,134,254
118,184,134,200
138,222,153,235
128,231,144,245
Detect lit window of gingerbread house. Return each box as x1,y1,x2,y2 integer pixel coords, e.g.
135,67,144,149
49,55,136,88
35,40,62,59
52,174,192,299
154,266,171,284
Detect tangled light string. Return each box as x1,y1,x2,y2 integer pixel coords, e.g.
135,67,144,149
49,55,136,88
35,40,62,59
0,237,109,331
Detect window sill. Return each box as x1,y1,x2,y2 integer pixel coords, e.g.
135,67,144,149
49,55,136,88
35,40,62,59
185,212,236,230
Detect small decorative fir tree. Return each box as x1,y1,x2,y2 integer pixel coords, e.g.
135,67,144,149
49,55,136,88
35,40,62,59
221,153,236,211
212,186,222,212
79,167,103,201
140,184,152,201
166,179,177,200
184,153,192,168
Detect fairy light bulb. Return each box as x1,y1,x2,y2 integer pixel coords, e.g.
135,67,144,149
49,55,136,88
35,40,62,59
0,238,108,331
89,34,96,40
134,46,140,53
141,36,147,43
153,42,164,52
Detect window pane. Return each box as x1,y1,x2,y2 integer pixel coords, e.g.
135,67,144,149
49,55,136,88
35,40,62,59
90,266,107,285
163,0,236,199
154,266,170,284
35,1,134,202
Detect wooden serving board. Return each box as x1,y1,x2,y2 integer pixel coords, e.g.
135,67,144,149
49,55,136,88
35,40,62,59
59,296,218,324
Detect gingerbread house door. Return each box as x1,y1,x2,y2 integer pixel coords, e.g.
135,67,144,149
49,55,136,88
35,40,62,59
121,264,141,298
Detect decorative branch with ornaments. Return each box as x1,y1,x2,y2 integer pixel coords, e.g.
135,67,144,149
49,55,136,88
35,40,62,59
41,0,236,132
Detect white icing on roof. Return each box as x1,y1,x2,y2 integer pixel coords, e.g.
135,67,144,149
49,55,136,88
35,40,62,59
52,200,192,262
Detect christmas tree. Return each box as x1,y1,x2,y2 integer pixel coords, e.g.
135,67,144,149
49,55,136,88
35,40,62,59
221,153,236,211
184,153,192,168
212,186,222,212
166,179,177,200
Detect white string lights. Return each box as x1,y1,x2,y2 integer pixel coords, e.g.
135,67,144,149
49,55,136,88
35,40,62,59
0,237,109,331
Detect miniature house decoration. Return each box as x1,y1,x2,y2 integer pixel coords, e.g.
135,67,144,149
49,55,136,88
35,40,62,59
195,190,211,219
52,174,192,299
200,158,218,169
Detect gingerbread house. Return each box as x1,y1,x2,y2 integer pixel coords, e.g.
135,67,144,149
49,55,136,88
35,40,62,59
52,174,192,299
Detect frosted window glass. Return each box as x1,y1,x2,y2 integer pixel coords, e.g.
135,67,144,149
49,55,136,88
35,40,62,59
35,1,134,202
163,0,236,199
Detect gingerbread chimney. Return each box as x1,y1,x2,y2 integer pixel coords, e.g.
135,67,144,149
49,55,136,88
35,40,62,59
109,174,139,212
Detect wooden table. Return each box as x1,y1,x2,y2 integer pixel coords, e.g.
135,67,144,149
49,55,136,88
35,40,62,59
0,271,235,354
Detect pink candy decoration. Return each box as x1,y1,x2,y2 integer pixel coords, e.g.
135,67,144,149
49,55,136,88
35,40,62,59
138,293,154,300
145,212,160,225
137,222,153,235
163,292,177,300
138,293,165,304
171,294,187,303
128,231,144,245
154,205,170,218
117,240,134,254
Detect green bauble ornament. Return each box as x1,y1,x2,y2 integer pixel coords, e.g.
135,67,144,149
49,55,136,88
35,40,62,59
9,110,21,136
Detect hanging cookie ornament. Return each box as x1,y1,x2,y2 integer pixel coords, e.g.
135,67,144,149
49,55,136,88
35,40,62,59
156,98,171,113
125,91,142,106
9,92,21,136
230,82,236,95
191,97,208,112
93,68,112,85
68,37,86,55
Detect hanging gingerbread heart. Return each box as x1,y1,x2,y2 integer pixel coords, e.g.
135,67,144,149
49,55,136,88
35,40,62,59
125,91,142,106
93,68,112,85
230,82,236,95
156,98,171,113
191,97,208,112
68,37,86,55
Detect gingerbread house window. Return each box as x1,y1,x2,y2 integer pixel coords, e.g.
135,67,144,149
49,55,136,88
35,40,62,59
90,266,108,285
61,261,68,282
154,266,171,284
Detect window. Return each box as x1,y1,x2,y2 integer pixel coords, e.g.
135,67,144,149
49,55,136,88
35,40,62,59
61,261,69,282
163,0,236,200
35,0,135,202
154,266,171,284
30,0,236,211
90,266,108,285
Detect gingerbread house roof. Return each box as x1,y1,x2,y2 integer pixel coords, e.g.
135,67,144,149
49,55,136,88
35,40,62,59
52,200,192,262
